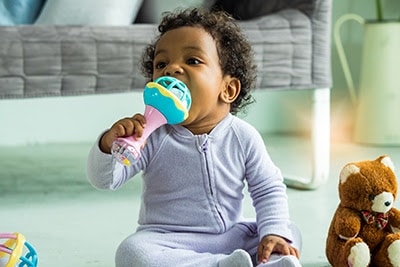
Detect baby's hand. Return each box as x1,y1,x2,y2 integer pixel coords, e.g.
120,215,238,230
100,113,146,153
257,235,299,264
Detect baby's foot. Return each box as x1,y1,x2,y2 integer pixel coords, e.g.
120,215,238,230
218,249,253,267
258,254,302,267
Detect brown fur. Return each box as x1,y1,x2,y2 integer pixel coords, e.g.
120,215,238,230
326,155,400,267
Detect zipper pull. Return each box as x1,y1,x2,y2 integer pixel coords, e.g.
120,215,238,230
199,135,208,153
202,142,207,152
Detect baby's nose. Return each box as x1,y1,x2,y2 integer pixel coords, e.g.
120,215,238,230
165,64,183,76
385,201,391,207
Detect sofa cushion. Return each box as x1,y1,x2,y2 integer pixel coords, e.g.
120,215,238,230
0,9,313,98
0,0,46,25
35,0,143,25
240,9,312,89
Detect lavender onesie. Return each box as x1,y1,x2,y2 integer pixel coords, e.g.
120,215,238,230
87,113,301,266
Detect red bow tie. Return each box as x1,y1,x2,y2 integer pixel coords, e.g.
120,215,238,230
361,211,389,230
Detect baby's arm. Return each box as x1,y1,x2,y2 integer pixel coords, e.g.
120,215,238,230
100,113,146,154
257,235,300,264
86,113,146,190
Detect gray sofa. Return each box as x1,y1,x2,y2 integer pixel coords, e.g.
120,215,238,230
0,0,332,189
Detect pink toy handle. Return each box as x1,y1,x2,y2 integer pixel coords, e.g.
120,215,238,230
117,105,167,151
111,76,191,166
112,105,167,163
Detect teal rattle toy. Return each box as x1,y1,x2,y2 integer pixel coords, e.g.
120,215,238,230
111,76,191,166
0,233,38,267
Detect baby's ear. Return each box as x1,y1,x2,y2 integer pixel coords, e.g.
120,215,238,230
221,76,241,104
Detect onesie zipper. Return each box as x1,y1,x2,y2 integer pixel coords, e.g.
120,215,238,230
202,138,213,196
199,135,226,232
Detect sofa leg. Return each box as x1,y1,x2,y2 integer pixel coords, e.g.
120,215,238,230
284,88,330,190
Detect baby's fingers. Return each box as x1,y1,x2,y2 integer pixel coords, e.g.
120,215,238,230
131,114,147,138
100,114,147,154
257,242,274,263
111,114,146,137
110,119,133,137
289,246,300,259
132,113,146,127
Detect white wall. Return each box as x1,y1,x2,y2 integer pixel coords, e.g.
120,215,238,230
0,93,144,146
0,90,312,146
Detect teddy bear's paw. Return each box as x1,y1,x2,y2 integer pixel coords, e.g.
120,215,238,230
348,242,370,267
388,240,400,266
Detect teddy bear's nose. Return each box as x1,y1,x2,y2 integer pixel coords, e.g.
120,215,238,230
385,201,391,207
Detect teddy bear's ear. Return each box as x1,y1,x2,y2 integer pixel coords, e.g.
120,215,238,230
340,164,360,184
379,155,395,172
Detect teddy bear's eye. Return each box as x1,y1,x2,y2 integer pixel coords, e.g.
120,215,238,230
368,194,375,201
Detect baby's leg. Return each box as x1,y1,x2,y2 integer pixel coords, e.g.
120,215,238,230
115,223,259,267
115,230,222,267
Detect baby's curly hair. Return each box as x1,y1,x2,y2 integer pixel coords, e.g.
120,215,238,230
141,8,257,114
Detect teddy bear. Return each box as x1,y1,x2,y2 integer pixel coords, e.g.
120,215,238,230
326,155,400,267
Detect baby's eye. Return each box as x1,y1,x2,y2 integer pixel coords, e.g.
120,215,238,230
155,61,167,69
187,58,201,65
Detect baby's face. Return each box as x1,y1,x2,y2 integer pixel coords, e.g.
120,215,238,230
153,26,236,134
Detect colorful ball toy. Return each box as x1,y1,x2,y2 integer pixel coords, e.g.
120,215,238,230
0,233,38,267
111,76,191,166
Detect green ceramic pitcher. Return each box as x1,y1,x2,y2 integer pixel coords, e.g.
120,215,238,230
335,13,400,145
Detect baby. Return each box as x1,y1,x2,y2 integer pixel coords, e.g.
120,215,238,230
87,8,302,267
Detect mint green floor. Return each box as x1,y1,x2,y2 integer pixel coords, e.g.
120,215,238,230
1,136,400,267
